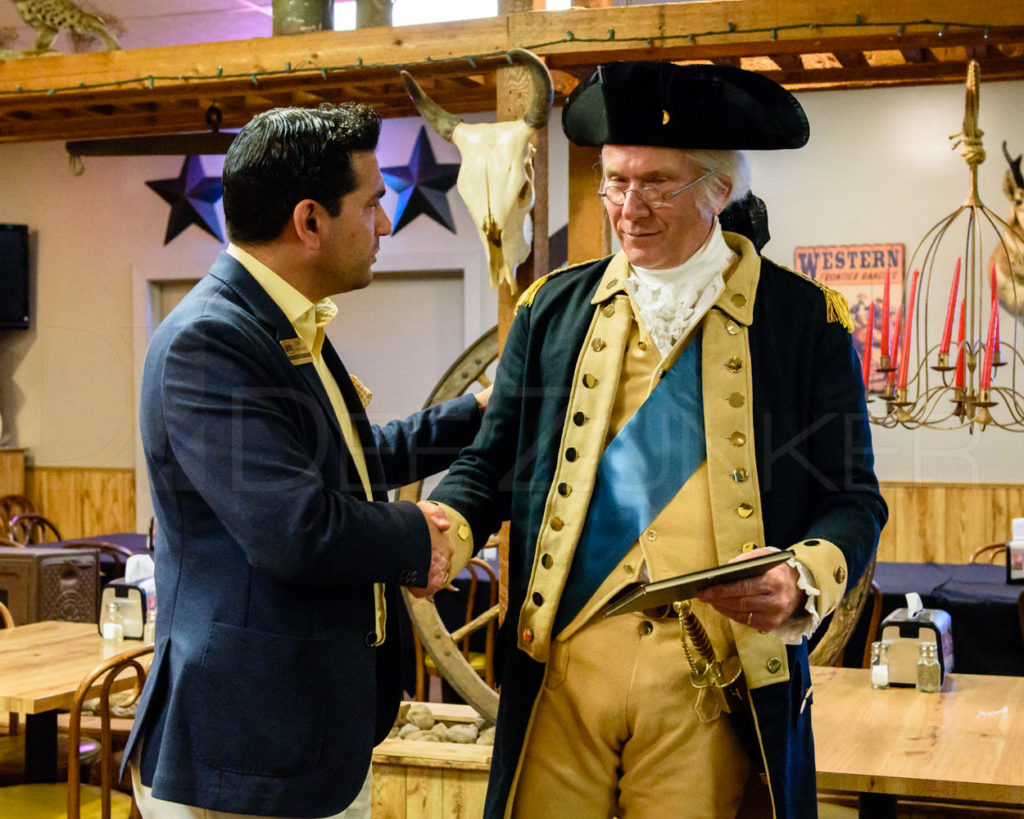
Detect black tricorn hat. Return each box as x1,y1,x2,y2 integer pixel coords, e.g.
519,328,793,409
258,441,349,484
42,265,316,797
562,61,809,150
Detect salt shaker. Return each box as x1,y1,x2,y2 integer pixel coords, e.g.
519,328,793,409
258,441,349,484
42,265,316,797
916,642,941,693
869,641,889,689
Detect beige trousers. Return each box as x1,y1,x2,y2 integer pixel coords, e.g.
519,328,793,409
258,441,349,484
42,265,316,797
512,611,754,819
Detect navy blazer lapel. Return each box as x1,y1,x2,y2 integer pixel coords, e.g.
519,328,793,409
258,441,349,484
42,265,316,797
207,252,350,461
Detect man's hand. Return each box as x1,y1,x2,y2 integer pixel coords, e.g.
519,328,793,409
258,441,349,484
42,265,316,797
409,501,454,598
474,384,493,413
697,549,805,632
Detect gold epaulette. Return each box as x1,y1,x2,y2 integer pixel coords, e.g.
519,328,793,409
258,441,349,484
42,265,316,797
780,265,854,334
514,274,550,314
514,258,609,315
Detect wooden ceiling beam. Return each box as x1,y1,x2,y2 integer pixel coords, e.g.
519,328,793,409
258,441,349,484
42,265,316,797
0,2,1021,143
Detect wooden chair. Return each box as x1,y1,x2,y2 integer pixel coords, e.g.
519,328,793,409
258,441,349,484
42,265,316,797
969,543,1006,564
7,514,63,545
858,581,883,669
0,603,103,788
57,541,135,587
0,495,35,534
413,557,498,701
0,643,152,819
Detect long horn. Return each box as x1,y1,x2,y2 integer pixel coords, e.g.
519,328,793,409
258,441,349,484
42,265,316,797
400,70,461,142
509,48,554,130
1003,141,1024,188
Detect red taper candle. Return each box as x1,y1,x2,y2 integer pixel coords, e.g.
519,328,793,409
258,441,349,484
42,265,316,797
880,267,891,360
981,296,998,390
955,298,966,389
897,269,920,390
862,301,875,389
939,258,961,355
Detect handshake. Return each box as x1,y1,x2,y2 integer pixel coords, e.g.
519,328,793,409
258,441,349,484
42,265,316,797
410,501,455,598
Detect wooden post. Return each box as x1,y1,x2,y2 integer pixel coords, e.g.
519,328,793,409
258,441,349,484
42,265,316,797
356,0,393,28
271,0,332,35
567,141,610,264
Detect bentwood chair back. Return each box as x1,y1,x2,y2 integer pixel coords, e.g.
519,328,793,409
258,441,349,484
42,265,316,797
0,495,35,535
969,543,1006,564
7,513,63,545
0,643,152,818
413,557,499,701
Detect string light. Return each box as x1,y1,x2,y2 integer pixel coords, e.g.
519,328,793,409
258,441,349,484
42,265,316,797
0,17,1008,99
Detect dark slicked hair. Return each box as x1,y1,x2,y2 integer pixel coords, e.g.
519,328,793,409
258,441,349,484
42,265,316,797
223,103,382,243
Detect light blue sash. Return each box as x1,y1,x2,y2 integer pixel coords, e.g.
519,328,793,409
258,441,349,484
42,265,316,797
554,338,705,632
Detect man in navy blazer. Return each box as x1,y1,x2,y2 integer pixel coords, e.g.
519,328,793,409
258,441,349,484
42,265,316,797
125,103,486,818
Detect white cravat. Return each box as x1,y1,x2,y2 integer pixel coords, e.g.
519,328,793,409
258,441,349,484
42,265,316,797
624,221,737,356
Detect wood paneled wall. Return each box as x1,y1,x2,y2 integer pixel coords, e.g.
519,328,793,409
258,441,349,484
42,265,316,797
6,464,1023,561
24,466,135,539
877,481,1024,564
0,449,26,496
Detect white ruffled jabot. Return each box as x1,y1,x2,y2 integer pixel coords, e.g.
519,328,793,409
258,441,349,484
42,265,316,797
624,222,738,356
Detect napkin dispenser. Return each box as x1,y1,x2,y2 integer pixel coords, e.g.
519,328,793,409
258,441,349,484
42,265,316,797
878,594,953,686
99,576,155,640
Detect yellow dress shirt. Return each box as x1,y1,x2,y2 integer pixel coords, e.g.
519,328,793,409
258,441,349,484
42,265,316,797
226,244,387,644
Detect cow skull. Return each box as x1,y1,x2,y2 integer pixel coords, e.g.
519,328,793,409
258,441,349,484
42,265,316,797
990,141,1024,322
401,49,553,294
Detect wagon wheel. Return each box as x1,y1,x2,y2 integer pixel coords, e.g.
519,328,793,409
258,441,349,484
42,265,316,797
398,326,501,722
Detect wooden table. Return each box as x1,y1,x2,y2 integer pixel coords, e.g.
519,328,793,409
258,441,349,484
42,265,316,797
812,665,1024,816
0,620,143,782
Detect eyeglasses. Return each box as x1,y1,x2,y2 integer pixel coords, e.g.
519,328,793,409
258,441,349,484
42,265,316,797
598,168,717,209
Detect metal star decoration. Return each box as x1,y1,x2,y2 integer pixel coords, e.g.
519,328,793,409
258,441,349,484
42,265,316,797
382,126,460,234
146,155,224,244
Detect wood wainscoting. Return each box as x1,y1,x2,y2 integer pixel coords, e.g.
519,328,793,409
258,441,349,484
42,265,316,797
5,468,1023,562
24,466,135,540
877,481,1024,564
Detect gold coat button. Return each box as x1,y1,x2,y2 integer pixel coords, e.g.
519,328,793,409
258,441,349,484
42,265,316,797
834,566,847,584
737,503,755,518
557,482,572,497
726,321,740,335
583,373,598,388
731,293,747,308
458,523,471,541
592,338,606,352
550,516,564,531
646,529,657,541
726,357,743,373
728,392,745,408
730,431,746,446
637,340,648,351
741,541,759,552
732,468,749,483
523,627,534,643
602,303,616,317
766,657,782,674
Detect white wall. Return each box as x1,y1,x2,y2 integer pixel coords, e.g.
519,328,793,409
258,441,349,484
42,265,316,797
0,80,1022,500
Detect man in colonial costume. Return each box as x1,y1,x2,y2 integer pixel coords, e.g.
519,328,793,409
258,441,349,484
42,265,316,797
430,62,887,818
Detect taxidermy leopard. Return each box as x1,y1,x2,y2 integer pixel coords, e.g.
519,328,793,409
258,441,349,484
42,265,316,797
12,0,120,51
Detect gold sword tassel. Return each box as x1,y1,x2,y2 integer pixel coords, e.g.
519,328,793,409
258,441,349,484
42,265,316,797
673,600,743,723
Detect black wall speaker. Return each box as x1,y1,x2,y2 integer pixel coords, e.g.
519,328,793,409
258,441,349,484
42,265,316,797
0,224,29,330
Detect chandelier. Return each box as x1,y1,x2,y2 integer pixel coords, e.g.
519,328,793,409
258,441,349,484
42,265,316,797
865,61,1023,432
